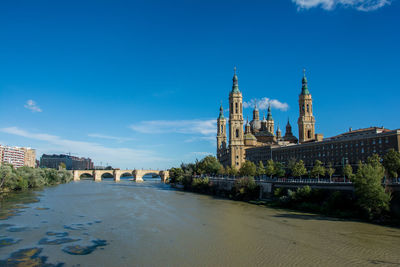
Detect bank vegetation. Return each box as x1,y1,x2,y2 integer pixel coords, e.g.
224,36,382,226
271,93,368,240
169,150,400,223
0,164,72,194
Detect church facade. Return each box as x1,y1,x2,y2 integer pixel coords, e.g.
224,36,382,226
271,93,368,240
216,67,318,168
217,68,400,170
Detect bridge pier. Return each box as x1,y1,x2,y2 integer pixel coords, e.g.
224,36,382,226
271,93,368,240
113,170,121,182
73,171,80,181
93,171,101,181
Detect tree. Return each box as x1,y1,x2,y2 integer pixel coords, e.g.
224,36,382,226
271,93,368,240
226,166,239,176
343,164,353,182
265,160,275,178
197,156,222,175
352,160,391,220
326,162,335,182
239,161,257,177
217,164,225,175
367,154,382,169
311,160,325,181
59,162,66,169
232,177,259,200
257,161,266,177
274,162,286,178
287,158,297,177
383,149,400,179
292,160,307,178
169,167,184,184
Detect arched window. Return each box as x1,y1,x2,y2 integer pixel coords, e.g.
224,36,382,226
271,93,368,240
231,103,233,113
302,105,305,112
307,130,311,139
236,129,239,138
235,103,238,114
307,104,309,112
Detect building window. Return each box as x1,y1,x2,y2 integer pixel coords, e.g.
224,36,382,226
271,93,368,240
307,130,311,139
236,129,239,138
361,148,364,153
372,139,376,144
379,138,382,144
385,138,389,143
307,104,309,112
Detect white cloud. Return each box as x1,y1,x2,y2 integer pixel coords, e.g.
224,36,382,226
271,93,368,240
88,133,134,143
243,97,289,111
130,119,216,136
292,0,391,11
0,127,171,169
24,100,42,112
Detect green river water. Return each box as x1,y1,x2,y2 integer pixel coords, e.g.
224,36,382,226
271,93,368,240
0,179,400,266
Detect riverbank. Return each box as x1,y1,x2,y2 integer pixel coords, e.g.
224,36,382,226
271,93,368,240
0,164,72,198
170,179,400,226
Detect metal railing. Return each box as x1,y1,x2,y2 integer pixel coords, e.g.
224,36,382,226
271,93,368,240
203,175,400,185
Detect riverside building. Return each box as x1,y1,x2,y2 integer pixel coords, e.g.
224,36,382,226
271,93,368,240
217,68,400,170
0,145,36,168
40,154,94,170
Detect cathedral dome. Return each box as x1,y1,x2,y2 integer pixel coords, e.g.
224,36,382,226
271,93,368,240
244,133,257,141
250,119,261,131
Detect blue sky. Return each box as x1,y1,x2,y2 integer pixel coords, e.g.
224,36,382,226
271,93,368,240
0,0,399,169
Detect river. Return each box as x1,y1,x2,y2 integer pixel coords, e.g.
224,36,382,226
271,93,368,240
0,179,400,266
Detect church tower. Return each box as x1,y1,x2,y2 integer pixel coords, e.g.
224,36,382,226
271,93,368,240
266,104,275,135
298,69,316,143
216,103,227,160
228,67,244,168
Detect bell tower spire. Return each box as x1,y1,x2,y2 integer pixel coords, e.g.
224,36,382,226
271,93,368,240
298,68,316,143
228,66,244,168
216,102,227,160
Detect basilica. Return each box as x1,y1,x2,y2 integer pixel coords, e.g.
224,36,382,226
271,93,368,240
217,67,321,168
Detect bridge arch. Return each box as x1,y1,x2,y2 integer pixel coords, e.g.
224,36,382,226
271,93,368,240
79,172,94,179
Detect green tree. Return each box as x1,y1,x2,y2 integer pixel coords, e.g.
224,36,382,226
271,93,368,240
257,161,266,177
292,160,307,178
383,149,400,179
265,160,275,178
343,164,353,182
232,177,259,200
239,161,257,177
326,162,335,182
169,167,184,184
59,162,66,169
274,162,286,178
287,158,297,176
197,156,222,175
217,164,225,175
311,160,326,181
226,166,239,176
352,160,391,220
367,154,382,168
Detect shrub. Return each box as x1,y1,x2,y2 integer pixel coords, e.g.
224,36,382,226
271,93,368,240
0,165,72,192
232,177,259,201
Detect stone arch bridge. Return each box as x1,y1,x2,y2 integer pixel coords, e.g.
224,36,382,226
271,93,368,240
72,169,169,183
